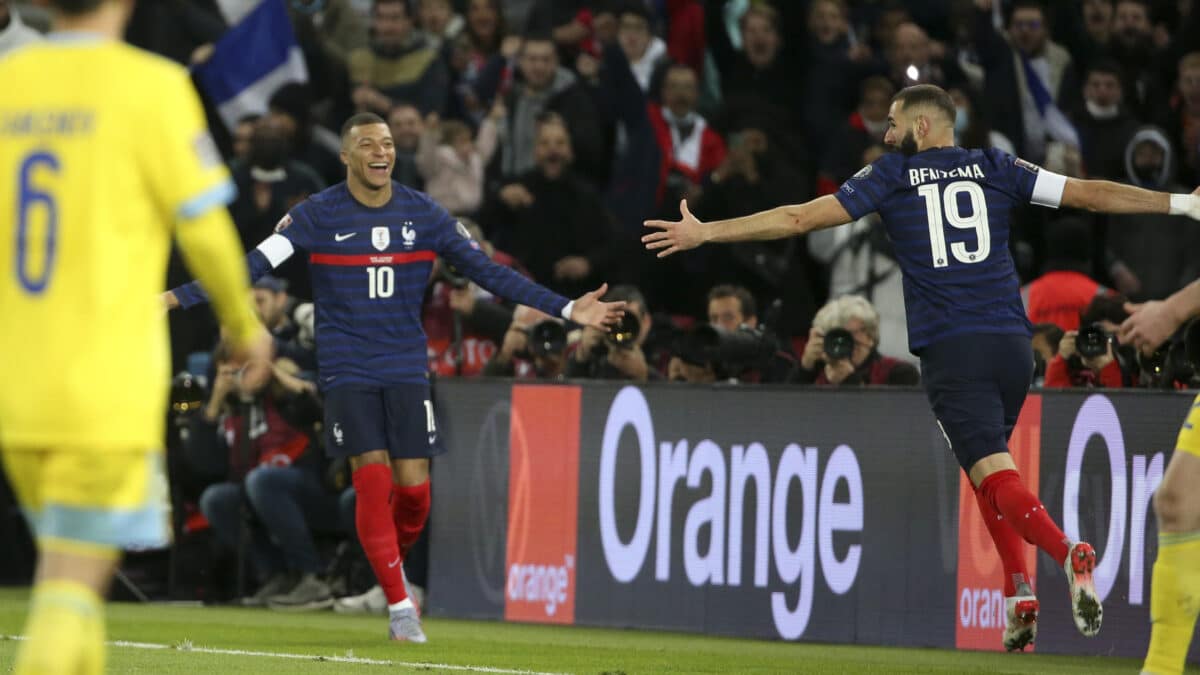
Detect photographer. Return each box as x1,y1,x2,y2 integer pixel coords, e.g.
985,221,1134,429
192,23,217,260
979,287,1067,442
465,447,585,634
666,284,795,384
796,295,919,386
1045,295,1134,388
567,285,660,382
484,306,569,380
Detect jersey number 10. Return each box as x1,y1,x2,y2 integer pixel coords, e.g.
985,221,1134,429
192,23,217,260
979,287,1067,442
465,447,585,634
917,180,991,268
14,151,60,294
366,266,394,298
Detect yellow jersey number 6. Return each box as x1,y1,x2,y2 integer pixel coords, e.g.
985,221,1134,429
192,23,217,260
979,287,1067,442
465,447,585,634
16,151,60,294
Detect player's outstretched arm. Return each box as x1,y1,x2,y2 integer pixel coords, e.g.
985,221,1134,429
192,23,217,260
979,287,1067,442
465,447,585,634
1060,180,1200,218
173,207,273,361
165,232,293,311
1118,278,1200,352
565,283,627,331
642,196,853,258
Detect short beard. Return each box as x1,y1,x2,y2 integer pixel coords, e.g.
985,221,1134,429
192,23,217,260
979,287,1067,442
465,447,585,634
899,130,919,156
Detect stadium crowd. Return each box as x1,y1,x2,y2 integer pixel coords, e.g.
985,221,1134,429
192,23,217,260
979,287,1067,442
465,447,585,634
3,0,1200,608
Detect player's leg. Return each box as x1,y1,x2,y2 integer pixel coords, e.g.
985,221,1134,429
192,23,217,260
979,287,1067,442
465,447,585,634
391,458,430,562
4,447,168,675
1142,399,1200,675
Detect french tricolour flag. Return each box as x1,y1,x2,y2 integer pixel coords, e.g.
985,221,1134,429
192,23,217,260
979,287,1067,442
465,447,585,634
194,0,308,131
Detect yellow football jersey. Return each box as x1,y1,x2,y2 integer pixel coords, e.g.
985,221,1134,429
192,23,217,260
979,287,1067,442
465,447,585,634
0,36,253,450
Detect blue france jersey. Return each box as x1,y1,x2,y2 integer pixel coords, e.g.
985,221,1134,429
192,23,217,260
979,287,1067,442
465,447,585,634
175,182,570,387
833,147,1065,352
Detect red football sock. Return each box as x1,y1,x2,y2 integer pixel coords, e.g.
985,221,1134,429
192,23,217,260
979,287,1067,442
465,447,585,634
393,480,431,555
979,469,1070,567
974,483,1030,596
353,464,407,604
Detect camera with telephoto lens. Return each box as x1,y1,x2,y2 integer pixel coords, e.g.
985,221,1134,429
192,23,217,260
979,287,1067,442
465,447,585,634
436,262,470,289
605,312,641,350
1076,322,1111,359
523,320,568,358
675,324,777,374
823,327,855,361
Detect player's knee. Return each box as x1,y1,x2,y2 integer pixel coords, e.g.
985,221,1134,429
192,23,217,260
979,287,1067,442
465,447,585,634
244,466,288,505
392,459,429,487
1153,483,1190,530
198,483,236,521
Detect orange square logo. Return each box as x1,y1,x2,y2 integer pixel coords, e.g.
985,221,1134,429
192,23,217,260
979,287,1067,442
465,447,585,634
954,394,1042,651
503,385,581,624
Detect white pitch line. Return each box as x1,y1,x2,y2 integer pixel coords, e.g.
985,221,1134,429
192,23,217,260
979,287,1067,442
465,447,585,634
3,635,567,674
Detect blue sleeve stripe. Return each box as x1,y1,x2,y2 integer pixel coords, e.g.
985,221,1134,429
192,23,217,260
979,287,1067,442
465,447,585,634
178,180,237,221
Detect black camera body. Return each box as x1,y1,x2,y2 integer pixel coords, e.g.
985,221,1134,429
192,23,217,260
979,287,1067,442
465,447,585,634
436,262,470,289
1076,322,1111,359
823,327,855,362
523,320,568,358
675,324,776,375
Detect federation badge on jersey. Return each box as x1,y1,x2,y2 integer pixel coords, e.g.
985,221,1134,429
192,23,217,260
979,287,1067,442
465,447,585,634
274,213,292,233
400,223,416,249
1014,158,1041,174
372,226,391,251
853,164,873,180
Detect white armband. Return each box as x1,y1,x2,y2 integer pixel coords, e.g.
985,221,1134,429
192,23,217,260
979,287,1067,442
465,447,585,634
1030,169,1067,208
560,300,575,321
1169,193,1199,217
255,234,295,268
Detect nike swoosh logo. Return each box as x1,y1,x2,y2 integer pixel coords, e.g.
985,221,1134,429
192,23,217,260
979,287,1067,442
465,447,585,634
387,557,401,568
334,232,357,241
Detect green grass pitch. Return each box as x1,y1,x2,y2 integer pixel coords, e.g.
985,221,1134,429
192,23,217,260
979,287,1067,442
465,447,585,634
0,588,1187,673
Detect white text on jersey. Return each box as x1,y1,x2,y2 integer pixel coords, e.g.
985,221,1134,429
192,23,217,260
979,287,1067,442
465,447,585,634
908,164,985,187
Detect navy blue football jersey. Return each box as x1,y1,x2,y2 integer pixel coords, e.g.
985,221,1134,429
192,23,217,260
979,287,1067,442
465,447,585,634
175,182,570,388
834,147,1066,352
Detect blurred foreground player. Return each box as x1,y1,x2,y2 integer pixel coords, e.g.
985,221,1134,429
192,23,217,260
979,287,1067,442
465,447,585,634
1118,282,1200,675
0,1,271,673
645,83,1200,652
165,112,625,643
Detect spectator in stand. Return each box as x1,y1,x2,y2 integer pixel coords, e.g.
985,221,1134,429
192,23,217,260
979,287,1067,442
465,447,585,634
817,76,894,195
887,21,966,92
649,63,726,212
615,1,668,95
0,0,40,57
1106,127,1200,300
1073,60,1141,180
124,0,224,66
1044,296,1133,388
795,295,919,386
289,0,369,64
229,117,326,248
268,84,344,186
663,0,704,74
1167,51,1200,186
252,275,316,372
949,86,1015,153
1023,217,1113,331
387,103,425,190
1109,0,1170,124
417,0,463,48
230,114,261,168
416,100,503,215
1031,322,1065,385
481,112,617,298
449,0,514,124
801,0,876,159
483,306,569,379
496,33,608,189
971,0,1079,164
348,0,449,116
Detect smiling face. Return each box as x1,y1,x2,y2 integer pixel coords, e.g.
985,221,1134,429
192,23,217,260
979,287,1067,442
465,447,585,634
341,122,396,191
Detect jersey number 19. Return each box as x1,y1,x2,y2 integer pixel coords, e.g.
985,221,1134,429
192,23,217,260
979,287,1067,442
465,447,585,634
918,180,990,268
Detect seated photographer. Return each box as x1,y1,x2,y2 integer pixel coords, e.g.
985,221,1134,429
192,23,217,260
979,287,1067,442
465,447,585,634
1045,296,1135,388
253,275,315,372
796,295,919,386
188,342,338,609
567,285,662,382
1031,323,1065,386
484,306,569,379
665,284,796,384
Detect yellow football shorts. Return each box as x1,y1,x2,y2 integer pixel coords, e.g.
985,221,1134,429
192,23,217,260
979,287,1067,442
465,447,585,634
0,447,170,554
1175,394,1200,459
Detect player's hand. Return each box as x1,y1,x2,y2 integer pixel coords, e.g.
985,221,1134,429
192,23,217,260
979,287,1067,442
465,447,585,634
569,283,627,331
800,327,825,370
1058,330,1077,360
1119,300,1185,353
162,291,180,312
228,327,275,384
643,199,706,258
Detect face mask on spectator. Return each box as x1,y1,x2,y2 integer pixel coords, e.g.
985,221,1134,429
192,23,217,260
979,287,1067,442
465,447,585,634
1086,100,1121,120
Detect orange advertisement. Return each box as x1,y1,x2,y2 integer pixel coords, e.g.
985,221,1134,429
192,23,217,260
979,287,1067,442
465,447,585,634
954,394,1042,651
503,385,581,624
